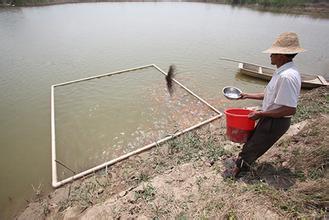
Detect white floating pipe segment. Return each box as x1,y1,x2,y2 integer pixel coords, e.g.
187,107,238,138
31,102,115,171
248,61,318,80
51,64,222,188
53,64,155,87
51,85,58,187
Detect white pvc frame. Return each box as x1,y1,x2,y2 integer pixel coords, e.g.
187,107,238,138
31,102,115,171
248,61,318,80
51,64,222,188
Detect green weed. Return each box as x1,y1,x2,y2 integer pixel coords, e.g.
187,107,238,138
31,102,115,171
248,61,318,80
294,170,306,181
136,172,150,183
134,184,156,202
308,168,326,180
196,176,207,191
151,203,170,218
175,212,188,220
205,139,230,162
226,209,238,220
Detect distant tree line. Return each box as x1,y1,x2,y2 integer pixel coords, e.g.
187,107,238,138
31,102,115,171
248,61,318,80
1,0,13,5
228,0,329,7
2,0,329,7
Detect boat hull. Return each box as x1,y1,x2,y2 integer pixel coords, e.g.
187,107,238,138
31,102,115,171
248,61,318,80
238,63,328,89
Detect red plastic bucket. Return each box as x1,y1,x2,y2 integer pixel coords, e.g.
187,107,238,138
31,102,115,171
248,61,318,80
224,108,256,143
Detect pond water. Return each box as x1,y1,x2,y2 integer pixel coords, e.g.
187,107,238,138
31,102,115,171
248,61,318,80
0,2,329,218
54,66,218,181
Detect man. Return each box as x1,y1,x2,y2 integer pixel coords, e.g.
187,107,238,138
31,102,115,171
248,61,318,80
230,32,305,177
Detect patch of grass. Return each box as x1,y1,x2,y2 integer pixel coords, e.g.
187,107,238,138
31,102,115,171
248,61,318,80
243,182,301,214
289,144,329,180
196,176,207,191
154,160,169,174
203,199,225,214
167,131,231,166
297,180,329,211
58,175,110,212
168,136,195,160
42,200,50,216
292,87,329,124
278,203,301,214
265,191,301,215
134,184,156,202
291,147,301,156
151,203,170,218
223,176,238,185
175,212,188,220
58,199,70,212
246,182,271,194
278,139,290,152
136,172,150,183
205,139,230,162
308,167,326,180
294,170,306,181
225,209,238,220
167,132,204,164
75,187,94,208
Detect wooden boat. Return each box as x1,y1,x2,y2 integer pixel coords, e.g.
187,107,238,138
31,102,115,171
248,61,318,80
221,58,329,89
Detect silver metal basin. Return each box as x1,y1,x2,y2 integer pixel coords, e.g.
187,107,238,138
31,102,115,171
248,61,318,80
222,86,242,100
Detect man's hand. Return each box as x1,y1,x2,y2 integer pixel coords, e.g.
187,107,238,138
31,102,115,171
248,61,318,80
238,93,264,100
239,93,248,100
248,111,262,120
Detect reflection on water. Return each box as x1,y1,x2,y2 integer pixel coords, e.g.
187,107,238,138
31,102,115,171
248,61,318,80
0,2,329,219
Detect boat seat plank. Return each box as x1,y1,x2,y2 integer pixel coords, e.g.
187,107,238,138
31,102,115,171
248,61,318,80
317,75,329,85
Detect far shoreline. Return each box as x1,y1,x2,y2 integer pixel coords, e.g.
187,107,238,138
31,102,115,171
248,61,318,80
1,0,329,18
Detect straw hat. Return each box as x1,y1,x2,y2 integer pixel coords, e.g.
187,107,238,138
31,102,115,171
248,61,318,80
263,32,306,54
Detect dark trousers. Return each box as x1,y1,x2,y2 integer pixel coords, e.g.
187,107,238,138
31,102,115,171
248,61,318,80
236,117,291,170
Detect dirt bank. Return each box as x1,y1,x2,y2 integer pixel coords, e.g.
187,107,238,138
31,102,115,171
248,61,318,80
243,2,329,18
17,86,329,219
202,1,329,18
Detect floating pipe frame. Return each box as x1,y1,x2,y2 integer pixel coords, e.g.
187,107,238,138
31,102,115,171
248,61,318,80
51,64,222,188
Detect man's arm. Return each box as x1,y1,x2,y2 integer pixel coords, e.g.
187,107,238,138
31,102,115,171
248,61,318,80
249,106,296,120
240,92,264,100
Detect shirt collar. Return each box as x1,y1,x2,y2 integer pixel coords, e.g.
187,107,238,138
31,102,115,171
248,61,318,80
275,61,294,75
